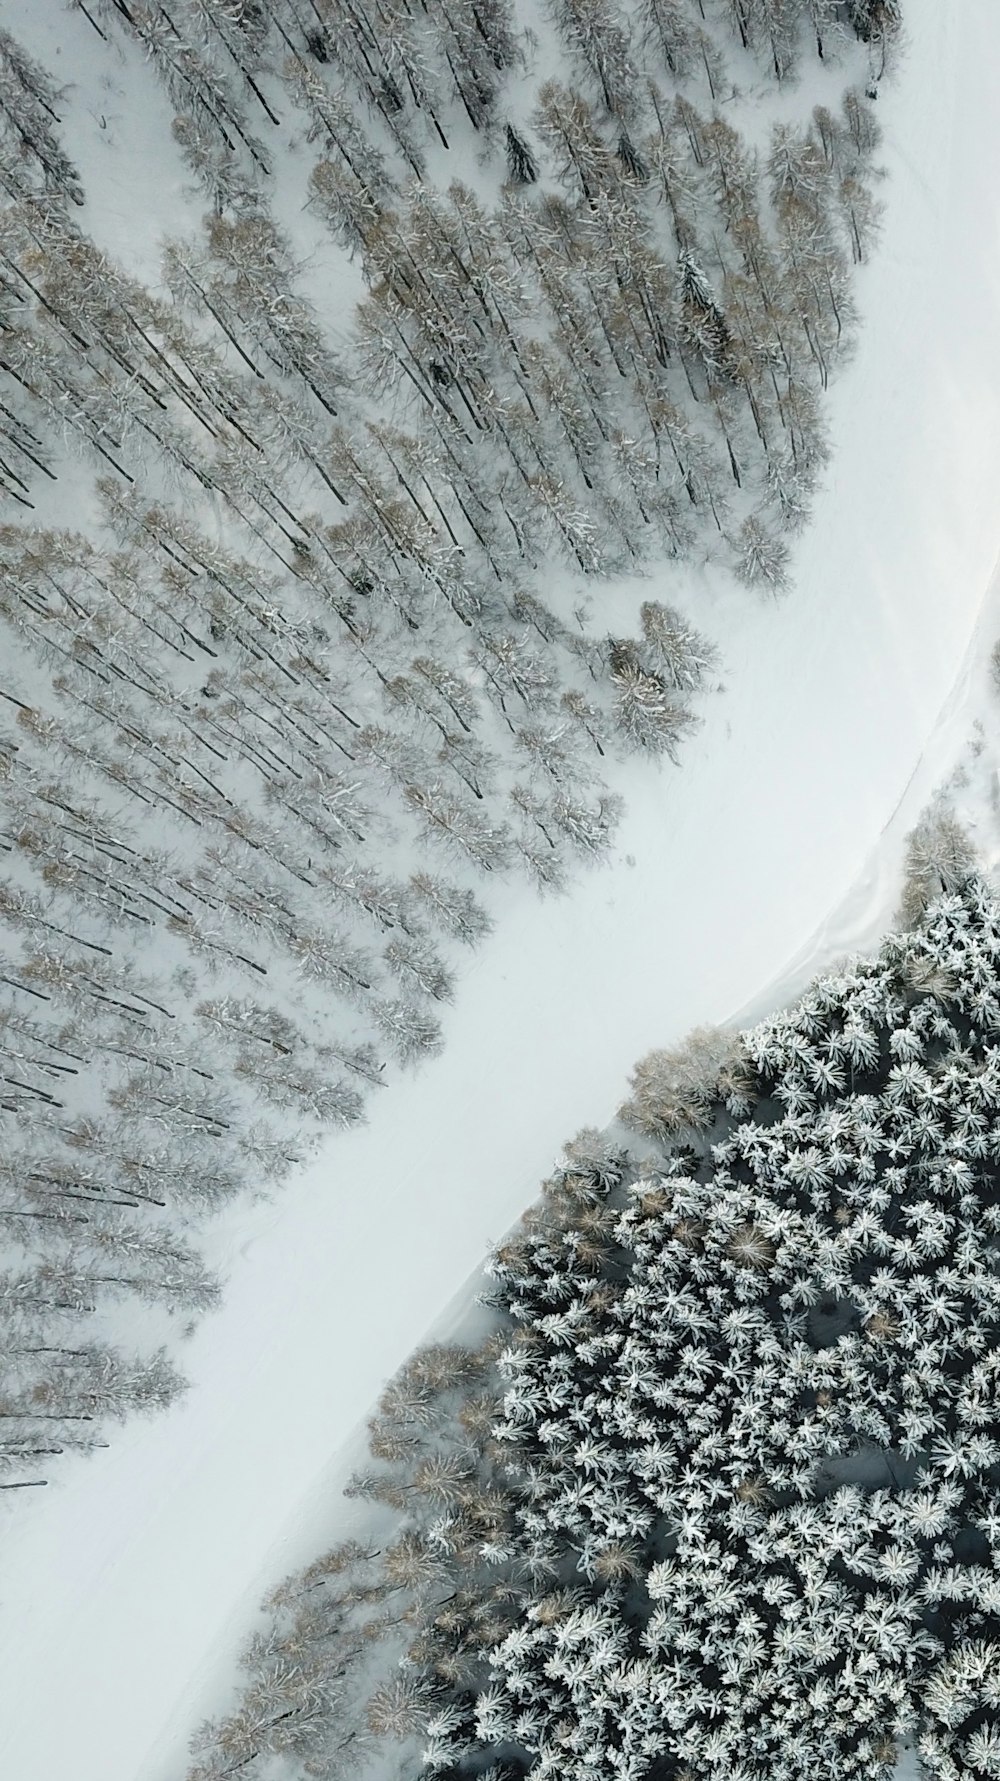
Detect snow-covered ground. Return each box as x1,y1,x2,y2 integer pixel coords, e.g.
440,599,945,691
4,4,1000,1778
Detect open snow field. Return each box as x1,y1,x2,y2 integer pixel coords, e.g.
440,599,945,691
4,3,1000,1777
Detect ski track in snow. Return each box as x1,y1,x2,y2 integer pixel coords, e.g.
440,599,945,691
4,4,1000,1777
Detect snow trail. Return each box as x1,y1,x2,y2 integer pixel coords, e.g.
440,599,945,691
4,5,1000,1778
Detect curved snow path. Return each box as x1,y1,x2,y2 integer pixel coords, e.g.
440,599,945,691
6,6,1000,1777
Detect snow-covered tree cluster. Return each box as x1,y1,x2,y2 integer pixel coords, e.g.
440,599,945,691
0,0,893,1482
78,0,895,591
192,876,1000,1781
186,1333,526,1779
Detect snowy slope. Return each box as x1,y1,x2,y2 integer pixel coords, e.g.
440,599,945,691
4,4,1000,1778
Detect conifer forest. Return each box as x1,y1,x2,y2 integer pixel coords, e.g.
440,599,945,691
190,879,1000,1781
12,0,1000,1778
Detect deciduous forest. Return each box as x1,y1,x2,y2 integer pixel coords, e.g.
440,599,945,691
0,0,895,1486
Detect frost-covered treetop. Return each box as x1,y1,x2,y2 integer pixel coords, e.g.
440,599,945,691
188,883,1000,1781
434,880,1000,1781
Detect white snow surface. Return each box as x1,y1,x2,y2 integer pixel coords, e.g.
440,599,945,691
5,5,1000,1778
